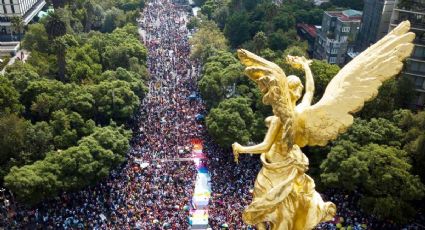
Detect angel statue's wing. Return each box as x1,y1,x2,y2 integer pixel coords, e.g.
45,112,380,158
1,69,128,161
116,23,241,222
238,49,296,146
237,49,294,110
295,21,415,147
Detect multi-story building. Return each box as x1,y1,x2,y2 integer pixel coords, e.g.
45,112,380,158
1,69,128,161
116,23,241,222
389,0,425,109
0,0,46,54
357,0,396,52
313,9,362,65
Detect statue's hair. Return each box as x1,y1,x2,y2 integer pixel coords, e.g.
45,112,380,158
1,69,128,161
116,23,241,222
261,74,295,149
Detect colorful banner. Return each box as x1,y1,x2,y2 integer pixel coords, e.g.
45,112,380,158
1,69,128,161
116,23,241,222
189,139,211,229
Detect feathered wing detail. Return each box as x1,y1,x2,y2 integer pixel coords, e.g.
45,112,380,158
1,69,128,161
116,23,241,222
295,21,416,147
237,49,296,146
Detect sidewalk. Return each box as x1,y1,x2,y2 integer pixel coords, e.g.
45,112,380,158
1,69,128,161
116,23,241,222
0,49,30,74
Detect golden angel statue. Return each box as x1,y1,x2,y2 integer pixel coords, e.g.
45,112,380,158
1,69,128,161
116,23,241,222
231,21,415,230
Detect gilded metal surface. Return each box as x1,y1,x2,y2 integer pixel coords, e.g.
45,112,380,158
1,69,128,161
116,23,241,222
231,21,415,230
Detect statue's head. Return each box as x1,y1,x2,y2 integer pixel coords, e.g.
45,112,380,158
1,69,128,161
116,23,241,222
287,75,303,103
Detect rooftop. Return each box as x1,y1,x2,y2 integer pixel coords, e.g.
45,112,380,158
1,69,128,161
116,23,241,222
327,9,362,21
297,23,317,38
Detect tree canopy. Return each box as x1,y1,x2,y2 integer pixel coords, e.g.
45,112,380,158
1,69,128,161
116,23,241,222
1,1,147,204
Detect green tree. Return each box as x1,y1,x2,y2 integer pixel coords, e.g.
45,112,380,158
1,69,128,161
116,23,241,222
25,51,57,77
68,87,95,119
201,0,218,19
187,16,200,30
330,0,364,10
252,31,268,53
102,7,125,33
283,45,308,57
51,0,68,8
66,44,102,83
199,71,224,108
89,80,140,124
83,0,96,32
322,143,424,222
360,77,414,119
4,62,40,92
272,12,295,31
4,125,131,204
97,67,147,98
4,160,62,204
0,114,27,170
10,16,24,42
0,115,54,181
24,121,54,163
45,13,68,81
92,4,106,30
22,79,74,120
212,3,229,29
206,97,254,147
198,50,243,108
396,110,425,183
49,110,95,150
309,60,340,102
52,34,78,82
224,12,251,48
268,29,292,51
320,118,425,222
21,23,50,53
44,12,67,40
93,25,147,70
190,20,228,61
0,76,23,115
338,118,404,147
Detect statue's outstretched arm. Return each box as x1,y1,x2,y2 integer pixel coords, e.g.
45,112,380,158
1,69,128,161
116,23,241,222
286,56,315,110
299,60,315,109
232,116,281,162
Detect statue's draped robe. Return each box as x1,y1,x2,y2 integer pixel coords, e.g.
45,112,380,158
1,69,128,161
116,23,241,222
243,145,336,230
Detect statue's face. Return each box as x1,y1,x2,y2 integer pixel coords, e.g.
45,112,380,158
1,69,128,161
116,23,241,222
291,84,303,102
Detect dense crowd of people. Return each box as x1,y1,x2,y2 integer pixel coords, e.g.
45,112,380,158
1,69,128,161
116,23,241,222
1,0,424,229
1,0,205,228
205,140,260,229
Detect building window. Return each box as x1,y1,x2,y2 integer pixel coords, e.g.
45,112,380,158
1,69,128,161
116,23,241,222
412,62,425,73
413,46,425,59
331,48,338,54
329,57,337,63
342,27,350,32
415,77,425,89
414,92,425,109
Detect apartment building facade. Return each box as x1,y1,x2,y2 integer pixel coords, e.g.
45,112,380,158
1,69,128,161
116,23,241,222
313,10,362,65
357,0,396,51
389,0,425,109
0,0,45,54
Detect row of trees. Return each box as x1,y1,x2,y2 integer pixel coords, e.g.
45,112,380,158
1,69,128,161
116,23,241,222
320,113,425,222
191,0,425,223
46,0,144,33
0,0,147,204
